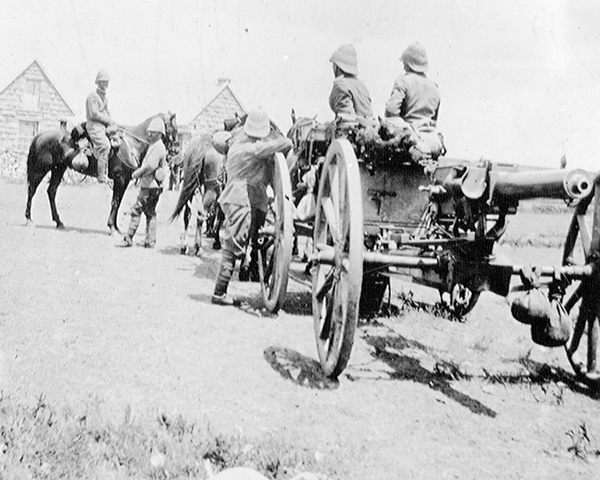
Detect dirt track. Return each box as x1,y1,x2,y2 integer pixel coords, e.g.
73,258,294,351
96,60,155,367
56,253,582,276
1,176,600,479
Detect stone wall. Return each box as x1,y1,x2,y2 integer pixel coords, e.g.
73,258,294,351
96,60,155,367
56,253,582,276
0,61,73,154
0,149,27,180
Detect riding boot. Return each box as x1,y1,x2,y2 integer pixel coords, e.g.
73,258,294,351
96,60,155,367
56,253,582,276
212,250,237,306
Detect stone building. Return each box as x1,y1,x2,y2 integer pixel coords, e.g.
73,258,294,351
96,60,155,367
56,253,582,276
0,60,74,179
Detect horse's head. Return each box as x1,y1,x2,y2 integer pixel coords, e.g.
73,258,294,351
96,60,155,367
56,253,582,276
69,123,88,149
287,114,319,150
162,112,178,148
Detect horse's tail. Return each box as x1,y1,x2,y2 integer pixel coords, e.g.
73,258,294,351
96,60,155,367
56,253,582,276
26,135,40,185
169,136,210,222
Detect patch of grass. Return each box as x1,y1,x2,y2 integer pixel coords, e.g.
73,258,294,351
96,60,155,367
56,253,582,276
395,290,464,322
0,394,329,479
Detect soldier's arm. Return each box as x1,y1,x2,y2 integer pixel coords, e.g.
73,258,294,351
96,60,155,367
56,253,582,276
384,78,407,118
329,83,356,116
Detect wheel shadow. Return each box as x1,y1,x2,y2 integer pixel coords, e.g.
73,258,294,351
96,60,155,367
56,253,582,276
264,346,339,390
357,331,498,417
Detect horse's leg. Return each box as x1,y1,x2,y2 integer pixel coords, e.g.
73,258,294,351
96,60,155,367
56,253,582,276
213,205,224,250
193,190,205,257
25,168,50,226
48,165,68,229
180,202,190,255
194,204,203,257
108,175,129,235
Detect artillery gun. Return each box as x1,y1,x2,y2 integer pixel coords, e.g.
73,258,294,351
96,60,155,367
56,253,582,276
254,118,600,390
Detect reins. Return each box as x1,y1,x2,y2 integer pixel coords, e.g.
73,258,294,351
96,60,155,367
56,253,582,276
118,127,150,145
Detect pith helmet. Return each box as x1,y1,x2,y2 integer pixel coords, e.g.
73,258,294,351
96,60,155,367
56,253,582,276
95,69,110,82
401,43,429,73
244,108,270,138
329,44,358,76
147,117,165,135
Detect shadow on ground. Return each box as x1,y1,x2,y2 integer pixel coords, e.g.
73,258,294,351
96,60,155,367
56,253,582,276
35,224,109,236
280,291,312,317
357,331,498,417
264,346,339,390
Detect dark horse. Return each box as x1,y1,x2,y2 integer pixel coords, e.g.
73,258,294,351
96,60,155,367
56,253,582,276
170,133,225,256
25,113,177,234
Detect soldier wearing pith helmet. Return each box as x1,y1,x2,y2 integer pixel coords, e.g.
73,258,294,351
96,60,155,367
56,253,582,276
385,42,444,161
328,44,373,120
116,117,168,249
86,69,115,184
211,107,293,306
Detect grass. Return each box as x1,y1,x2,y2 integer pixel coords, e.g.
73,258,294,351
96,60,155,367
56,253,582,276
0,394,329,480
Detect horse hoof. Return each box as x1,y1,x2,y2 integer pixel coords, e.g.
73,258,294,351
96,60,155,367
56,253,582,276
25,219,34,227
56,223,65,230
180,247,187,255
213,241,221,250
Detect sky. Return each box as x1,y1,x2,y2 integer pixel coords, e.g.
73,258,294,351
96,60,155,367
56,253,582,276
1,0,600,170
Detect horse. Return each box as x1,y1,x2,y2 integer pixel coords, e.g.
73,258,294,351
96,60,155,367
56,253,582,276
25,113,177,234
170,113,284,260
170,134,225,256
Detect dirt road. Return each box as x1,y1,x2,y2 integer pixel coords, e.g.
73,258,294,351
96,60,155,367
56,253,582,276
1,177,599,479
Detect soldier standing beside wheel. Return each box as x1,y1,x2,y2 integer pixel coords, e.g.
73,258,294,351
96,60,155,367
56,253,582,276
212,107,293,306
86,69,116,184
384,42,445,162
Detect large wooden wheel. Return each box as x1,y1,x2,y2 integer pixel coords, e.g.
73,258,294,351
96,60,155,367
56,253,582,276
312,139,364,378
562,180,600,390
258,153,294,313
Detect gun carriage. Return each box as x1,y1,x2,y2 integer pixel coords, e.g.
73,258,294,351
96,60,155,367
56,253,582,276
256,116,599,389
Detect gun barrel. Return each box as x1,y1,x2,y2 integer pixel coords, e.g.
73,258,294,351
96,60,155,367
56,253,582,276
493,168,592,201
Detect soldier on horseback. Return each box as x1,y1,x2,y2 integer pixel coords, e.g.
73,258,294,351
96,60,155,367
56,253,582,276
86,69,116,184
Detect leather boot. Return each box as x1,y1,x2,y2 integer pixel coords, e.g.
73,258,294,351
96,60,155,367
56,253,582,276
212,251,237,306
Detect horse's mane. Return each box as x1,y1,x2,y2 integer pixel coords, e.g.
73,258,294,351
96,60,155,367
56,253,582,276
169,134,212,221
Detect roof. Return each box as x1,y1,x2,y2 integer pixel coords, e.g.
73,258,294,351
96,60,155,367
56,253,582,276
0,60,75,116
189,83,246,126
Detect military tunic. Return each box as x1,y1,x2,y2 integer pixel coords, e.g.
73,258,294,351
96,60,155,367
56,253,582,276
384,72,440,125
329,75,373,118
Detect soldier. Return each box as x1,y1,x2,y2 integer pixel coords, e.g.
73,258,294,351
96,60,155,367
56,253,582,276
212,107,293,306
116,117,167,248
86,69,115,184
328,44,373,120
384,43,444,160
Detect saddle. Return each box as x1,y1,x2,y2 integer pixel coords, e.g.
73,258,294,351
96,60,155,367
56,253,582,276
69,123,140,174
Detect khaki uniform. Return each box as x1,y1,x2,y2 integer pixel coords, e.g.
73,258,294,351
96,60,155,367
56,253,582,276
385,72,444,159
85,89,112,178
329,75,373,118
213,132,292,299
384,72,440,124
125,139,167,247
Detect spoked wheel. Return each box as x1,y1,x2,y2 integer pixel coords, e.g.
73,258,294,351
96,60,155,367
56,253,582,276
440,284,481,318
562,184,600,390
312,139,364,378
258,153,294,313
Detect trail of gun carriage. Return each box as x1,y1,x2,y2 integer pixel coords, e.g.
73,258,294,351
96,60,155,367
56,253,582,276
2,61,600,480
